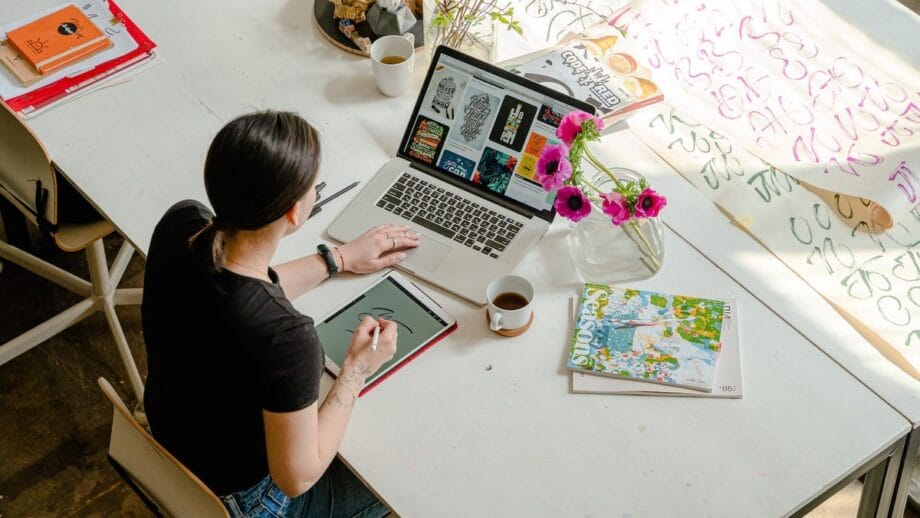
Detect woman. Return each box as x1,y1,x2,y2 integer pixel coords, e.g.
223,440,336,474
141,111,419,516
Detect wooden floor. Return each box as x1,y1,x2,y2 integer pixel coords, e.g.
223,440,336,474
0,232,150,516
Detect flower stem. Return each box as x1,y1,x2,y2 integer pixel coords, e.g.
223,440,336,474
584,147,627,191
579,177,605,195
625,219,661,271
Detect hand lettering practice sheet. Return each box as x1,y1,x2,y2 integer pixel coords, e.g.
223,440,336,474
631,104,920,378
616,0,920,226
495,0,627,62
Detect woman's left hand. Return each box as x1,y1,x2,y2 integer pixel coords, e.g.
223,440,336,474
338,224,421,274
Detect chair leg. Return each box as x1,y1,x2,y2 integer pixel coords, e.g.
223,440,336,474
87,240,145,403
0,239,93,297
100,296,145,404
109,240,135,287
0,298,97,365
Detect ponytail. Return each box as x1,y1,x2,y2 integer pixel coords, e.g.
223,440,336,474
192,110,321,274
188,218,228,274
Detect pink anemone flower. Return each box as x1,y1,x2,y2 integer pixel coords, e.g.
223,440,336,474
555,186,592,222
634,188,668,218
556,111,605,146
601,192,631,225
534,144,572,191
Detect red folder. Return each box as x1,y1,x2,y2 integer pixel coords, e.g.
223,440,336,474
4,0,156,114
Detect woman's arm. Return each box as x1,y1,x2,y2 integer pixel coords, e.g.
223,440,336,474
262,317,398,497
274,224,420,300
272,253,338,300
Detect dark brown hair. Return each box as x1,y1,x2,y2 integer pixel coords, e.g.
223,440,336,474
190,111,321,272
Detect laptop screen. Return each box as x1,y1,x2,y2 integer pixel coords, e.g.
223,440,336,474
398,46,594,222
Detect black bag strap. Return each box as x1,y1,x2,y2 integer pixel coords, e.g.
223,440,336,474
32,178,58,234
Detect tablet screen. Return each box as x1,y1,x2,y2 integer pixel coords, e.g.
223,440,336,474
315,275,450,380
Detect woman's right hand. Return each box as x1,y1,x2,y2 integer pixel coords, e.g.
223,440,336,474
344,316,398,378
338,224,421,274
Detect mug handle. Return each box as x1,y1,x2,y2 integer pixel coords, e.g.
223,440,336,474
403,32,415,47
490,311,503,332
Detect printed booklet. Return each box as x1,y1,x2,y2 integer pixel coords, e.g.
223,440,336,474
568,284,730,392
570,298,742,398
502,21,663,127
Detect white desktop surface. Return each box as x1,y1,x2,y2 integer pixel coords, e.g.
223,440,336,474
300,221,907,517
4,0,914,515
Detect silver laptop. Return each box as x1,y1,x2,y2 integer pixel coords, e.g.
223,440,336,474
328,45,594,304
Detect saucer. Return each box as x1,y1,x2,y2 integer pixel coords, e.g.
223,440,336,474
486,311,534,337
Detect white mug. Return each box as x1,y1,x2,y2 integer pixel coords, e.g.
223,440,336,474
370,34,415,97
486,275,535,333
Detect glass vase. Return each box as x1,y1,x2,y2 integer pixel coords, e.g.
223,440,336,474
569,168,665,284
422,0,496,63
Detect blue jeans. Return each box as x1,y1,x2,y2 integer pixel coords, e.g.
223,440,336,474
220,458,389,518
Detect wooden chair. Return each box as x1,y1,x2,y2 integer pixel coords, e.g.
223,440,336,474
98,377,229,518
0,101,144,403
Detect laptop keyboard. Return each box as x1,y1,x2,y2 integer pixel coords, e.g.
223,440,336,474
375,172,524,258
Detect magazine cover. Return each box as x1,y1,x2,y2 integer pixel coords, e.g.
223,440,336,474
568,284,727,391
571,298,742,398
502,21,663,126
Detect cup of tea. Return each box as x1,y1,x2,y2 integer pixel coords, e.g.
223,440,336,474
486,275,535,335
370,34,415,97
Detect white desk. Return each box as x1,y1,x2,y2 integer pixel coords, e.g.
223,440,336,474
302,222,908,517
611,0,920,512
4,0,912,515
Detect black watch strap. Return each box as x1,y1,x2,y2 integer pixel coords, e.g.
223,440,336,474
317,244,338,278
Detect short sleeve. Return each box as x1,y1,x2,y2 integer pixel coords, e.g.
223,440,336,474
256,315,324,413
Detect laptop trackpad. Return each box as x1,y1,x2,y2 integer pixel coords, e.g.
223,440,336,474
404,239,451,272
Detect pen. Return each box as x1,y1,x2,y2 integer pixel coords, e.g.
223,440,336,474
614,319,678,329
310,181,360,217
314,181,327,202
371,324,380,352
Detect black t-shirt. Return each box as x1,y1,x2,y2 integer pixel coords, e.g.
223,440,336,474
142,200,324,496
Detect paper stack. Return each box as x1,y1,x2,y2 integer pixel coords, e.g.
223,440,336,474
0,0,157,117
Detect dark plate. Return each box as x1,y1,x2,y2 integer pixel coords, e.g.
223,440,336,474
313,0,424,56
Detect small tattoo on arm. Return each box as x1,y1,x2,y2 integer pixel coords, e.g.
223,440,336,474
323,361,370,409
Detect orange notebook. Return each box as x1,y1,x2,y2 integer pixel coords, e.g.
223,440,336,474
6,4,111,75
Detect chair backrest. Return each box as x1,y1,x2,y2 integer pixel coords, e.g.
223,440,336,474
97,377,229,518
0,100,58,228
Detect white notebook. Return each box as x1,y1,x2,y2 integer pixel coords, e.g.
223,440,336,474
569,297,743,398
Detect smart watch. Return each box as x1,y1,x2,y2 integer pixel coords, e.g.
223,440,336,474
317,244,338,278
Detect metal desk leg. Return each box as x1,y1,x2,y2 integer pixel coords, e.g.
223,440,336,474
889,427,920,518
859,434,905,518
794,436,906,517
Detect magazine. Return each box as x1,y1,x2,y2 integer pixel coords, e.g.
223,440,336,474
568,284,728,392
570,298,742,398
502,21,663,127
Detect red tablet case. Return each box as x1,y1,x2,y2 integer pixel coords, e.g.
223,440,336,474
355,321,459,397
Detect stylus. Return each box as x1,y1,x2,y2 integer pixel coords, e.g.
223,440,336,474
310,181,360,217
371,324,380,352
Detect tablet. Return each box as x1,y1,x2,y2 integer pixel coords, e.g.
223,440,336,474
315,270,457,395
